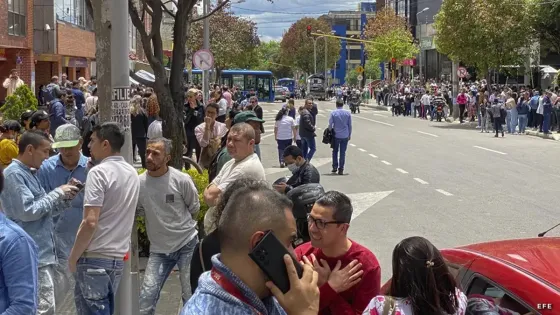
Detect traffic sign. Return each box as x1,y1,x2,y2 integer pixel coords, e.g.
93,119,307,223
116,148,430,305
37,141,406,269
457,67,467,78
356,66,364,74
193,49,214,71
357,75,363,81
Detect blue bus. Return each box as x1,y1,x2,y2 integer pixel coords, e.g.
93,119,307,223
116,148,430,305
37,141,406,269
277,78,296,98
183,69,275,102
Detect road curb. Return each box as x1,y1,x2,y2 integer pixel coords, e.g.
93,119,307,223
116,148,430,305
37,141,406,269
524,130,560,141
364,103,391,111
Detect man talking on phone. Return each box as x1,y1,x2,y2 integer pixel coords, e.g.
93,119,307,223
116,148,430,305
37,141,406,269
184,185,320,315
39,123,88,310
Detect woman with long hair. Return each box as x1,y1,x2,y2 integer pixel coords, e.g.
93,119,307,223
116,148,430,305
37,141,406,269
363,236,467,315
130,95,149,168
274,107,296,167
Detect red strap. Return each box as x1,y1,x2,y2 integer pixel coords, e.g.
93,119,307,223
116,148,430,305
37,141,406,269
211,268,263,315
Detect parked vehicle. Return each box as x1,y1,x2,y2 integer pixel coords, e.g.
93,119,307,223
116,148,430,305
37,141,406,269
306,74,326,101
274,86,289,102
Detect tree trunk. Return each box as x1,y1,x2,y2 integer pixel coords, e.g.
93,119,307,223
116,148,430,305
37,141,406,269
92,0,112,123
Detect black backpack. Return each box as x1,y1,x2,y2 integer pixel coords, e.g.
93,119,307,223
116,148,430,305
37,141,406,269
42,85,56,105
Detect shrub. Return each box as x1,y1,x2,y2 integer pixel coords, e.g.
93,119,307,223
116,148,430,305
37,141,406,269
0,85,38,120
136,168,209,255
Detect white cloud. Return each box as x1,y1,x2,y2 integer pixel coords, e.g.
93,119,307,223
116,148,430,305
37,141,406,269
232,0,362,40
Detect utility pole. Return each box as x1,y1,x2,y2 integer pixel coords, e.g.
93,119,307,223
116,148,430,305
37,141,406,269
202,0,210,102
313,38,317,74
324,37,328,86
111,0,136,313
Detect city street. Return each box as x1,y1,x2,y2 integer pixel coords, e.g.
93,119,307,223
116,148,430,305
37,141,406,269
61,100,560,315
259,100,560,281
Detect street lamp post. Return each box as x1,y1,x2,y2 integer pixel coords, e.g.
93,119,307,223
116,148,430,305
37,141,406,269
416,7,429,82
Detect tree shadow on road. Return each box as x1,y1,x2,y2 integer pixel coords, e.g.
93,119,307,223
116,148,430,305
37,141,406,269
429,123,478,131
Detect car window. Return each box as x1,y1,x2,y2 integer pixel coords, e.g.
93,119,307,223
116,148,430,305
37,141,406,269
467,277,534,314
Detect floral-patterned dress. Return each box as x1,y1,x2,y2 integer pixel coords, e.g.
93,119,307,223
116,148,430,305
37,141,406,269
362,288,468,315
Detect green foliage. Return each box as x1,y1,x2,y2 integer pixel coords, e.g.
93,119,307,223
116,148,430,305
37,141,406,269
254,40,293,78
280,17,341,74
364,58,381,80
135,168,209,254
345,71,359,86
0,85,38,120
530,0,560,54
364,7,418,63
188,7,260,73
434,0,534,76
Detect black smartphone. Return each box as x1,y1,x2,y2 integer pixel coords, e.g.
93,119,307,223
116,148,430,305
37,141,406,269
76,183,85,191
248,230,303,294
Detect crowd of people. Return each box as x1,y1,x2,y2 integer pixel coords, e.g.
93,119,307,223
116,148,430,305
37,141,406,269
373,79,560,137
0,74,538,315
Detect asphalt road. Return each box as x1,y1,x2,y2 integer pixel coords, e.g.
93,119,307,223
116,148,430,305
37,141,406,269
62,99,560,314
258,100,560,282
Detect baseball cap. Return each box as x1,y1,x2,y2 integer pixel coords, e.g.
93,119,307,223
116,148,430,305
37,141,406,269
52,124,81,149
233,111,265,125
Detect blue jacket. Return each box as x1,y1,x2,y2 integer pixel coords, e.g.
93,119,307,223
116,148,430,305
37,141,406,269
0,212,38,315
0,160,67,267
182,254,286,315
48,100,69,136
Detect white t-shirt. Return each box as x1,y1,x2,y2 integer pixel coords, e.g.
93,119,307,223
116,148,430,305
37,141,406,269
84,156,140,257
218,98,228,116
204,153,265,232
275,115,295,140
295,116,301,140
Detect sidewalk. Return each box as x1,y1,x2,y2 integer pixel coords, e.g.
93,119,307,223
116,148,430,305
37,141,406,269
364,100,560,141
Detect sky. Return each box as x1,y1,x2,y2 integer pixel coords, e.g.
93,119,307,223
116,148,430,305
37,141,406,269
230,0,362,42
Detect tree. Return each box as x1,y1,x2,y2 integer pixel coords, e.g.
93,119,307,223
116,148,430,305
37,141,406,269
434,0,534,77
531,0,560,54
364,8,418,63
187,6,260,79
345,71,359,86
280,17,341,74
254,41,293,78
364,58,381,80
0,85,38,120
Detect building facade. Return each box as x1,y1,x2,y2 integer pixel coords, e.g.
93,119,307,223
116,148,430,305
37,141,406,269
0,0,35,101
324,2,376,85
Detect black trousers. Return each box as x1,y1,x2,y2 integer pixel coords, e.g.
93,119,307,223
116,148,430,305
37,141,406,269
133,137,147,168
459,104,466,123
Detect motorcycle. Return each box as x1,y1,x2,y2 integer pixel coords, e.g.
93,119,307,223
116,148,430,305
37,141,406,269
349,93,361,114
436,104,444,122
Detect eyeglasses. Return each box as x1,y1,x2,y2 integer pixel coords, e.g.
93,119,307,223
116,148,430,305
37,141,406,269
251,101,257,104
307,213,345,230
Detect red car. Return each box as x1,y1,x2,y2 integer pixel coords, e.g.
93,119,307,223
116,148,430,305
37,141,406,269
442,237,559,314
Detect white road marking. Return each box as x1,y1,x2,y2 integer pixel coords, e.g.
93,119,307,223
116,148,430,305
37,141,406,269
349,143,356,147
416,131,439,138
317,127,322,130
368,154,378,158
473,146,507,155
358,148,367,152
353,115,394,127
414,178,429,185
373,114,386,117
318,113,326,117
381,160,392,165
435,189,454,196
327,109,334,112
396,168,408,174
261,133,274,139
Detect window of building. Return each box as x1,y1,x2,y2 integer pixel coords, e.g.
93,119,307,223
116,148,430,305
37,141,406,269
8,0,26,36
129,17,137,51
56,0,88,28
349,49,362,60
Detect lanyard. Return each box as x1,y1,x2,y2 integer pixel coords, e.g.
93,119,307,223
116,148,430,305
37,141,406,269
211,268,264,315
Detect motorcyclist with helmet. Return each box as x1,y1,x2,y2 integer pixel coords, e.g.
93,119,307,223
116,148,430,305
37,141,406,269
273,145,320,194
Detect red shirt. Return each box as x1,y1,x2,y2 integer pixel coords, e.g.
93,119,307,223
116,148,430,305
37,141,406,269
295,240,381,315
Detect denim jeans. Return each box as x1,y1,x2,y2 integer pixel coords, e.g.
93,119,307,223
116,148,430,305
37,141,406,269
139,237,198,315
276,139,293,164
332,138,349,170
301,137,316,161
74,257,124,315
518,114,528,133
543,112,551,133
510,107,518,133
506,110,512,133
38,264,69,315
